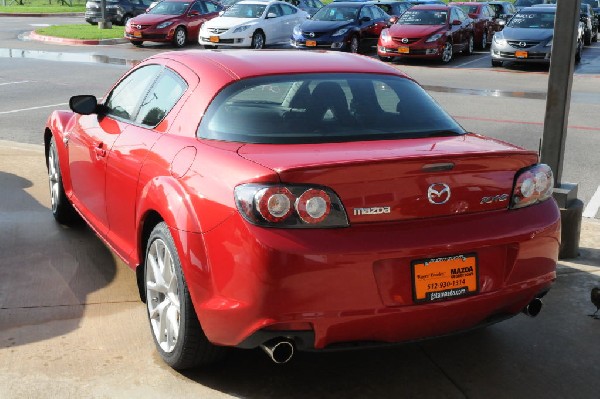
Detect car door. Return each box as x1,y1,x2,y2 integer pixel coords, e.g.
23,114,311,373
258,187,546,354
67,64,162,237
104,64,194,261
262,4,285,43
357,5,378,46
368,5,390,42
185,1,206,39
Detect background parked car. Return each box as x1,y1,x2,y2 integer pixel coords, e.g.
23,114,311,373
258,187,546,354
490,5,583,67
488,1,517,25
514,0,546,12
580,3,599,44
377,4,474,63
199,0,309,49
125,0,223,47
220,0,245,9
291,2,391,53
281,0,324,17
452,2,502,49
85,0,153,25
371,1,411,19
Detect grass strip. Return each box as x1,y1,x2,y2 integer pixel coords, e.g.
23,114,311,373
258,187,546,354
36,24,125,40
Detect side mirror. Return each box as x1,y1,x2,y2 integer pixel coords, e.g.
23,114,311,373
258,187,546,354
267,12,277,18
389,16,398,24
468,12,477,19
452,19,461,26
69,95,99,115
360,16,371,22
189,10,200,16
219,10,224,15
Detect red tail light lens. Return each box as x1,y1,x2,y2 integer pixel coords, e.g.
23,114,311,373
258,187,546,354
234,184,348,228
510,164,554,209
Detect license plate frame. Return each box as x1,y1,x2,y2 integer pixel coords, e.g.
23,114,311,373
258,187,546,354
411,253,478,303
515,50,528,58
210,35,220,43
306,40,317,47
398,46,409,54
133,31,142,38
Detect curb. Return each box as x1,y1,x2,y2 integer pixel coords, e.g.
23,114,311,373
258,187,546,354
0,12,84,17
28,31,128,46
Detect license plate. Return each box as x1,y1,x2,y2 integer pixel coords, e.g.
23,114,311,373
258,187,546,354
515,50,528,58
210,36,220,43
412,253,478,302
306,40,317,47
398,46,409,54
133,31,142,38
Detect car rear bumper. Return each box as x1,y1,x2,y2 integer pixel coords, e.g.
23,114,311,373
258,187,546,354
178,199,560,350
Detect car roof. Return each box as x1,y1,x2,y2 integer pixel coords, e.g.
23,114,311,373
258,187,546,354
410,4,451,10
152,50,407,80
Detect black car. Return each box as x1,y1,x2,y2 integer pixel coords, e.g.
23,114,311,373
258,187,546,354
85,0,153,25
370,1,411,18
514,0,546,11
488,1,517,23
291,2,391,53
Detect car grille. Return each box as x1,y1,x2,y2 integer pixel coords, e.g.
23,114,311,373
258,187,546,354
392,37,419,44
301,32,326,38
506,40,540,49
207,28,229,34
132,24,152,30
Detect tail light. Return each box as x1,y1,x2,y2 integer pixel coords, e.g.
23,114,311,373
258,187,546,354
510,164,554,209
234,184,349,228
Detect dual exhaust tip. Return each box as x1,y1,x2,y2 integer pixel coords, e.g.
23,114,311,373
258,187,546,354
261,339,295,364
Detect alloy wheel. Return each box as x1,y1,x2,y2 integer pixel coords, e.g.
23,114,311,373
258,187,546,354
441,42,452,63
48,144,59,213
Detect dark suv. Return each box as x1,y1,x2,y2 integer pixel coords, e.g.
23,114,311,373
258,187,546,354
85,0,153,25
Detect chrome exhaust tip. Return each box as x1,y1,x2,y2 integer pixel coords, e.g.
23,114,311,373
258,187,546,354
523,298,543,317
260,339,295,364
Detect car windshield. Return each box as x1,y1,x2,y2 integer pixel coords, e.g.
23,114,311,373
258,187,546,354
312,6,358,21
198,73,465,144
507,11,555,29
149,1,190,15
398,9,448,25
457,5,478,15
223,3,267,18
221,0,242,6
514,0,545,7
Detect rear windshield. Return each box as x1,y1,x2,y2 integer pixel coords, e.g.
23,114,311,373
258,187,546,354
507,11,555,29
197,73,465,144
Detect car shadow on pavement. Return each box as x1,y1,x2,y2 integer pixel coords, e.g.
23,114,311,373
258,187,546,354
0,171,117,349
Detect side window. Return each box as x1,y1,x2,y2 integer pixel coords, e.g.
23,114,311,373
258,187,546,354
373,6,388,19
359,6,373,20
457,8,467,22
136,68,188,127
281,4,297,15
105,65,162,122
203,1,219,13
267,4,283,17
190,1,203,14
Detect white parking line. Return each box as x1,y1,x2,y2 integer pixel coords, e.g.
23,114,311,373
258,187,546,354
0,103,68,115
583,186,600,218
0,81,30,86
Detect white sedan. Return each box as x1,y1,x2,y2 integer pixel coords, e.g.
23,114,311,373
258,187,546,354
199,0,308,49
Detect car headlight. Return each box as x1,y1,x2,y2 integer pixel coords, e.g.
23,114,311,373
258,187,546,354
380,29,390,41
293,24,301,36
106,4,119,9
510,164,553,209
425,33,443,43
493,34,507,46
156,21,174,29
233,25,250,33
332,28,349,37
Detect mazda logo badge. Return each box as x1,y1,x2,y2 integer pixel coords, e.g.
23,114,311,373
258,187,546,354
518,41,527,47
309,32,315,38
427,183,451,205
401,38,409,44
136,24,142,30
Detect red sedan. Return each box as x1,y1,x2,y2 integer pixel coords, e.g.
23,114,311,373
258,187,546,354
378,4,474,63
453,2,504,49
45,50,560,369
124,0,223,47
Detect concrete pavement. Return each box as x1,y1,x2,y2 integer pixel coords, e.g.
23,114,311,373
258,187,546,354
0,140,599,398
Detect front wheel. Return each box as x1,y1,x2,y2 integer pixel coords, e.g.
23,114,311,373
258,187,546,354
251,31,265,49
145,222,224,370
584,30,592,46
349,35,360,54
378,54,392,62
130,40,143,46
491,59,502,67
203,45,218,49
441,42,453,63
121,14,132,26
173,26,187,48
47,137,78,225
463,35,474,55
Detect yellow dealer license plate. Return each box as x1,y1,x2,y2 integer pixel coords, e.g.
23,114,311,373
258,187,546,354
306,40,317,47
210,36,220,43
412,253,478,302
515,50,528,58
398,46,409,54
133,31,142,38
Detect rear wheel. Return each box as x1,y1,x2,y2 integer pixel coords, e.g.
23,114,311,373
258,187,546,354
480,30,488,49
173,26,187,48
575,39,582,64
463,35,474,55
251,31,265,49
441,42,453,63
491,59,502,67
47,137,78,225
349,35,360,53
121,14,133,26
145,222,224,370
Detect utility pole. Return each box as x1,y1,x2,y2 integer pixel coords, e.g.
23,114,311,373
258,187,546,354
540,0,582,258
99,0,113,30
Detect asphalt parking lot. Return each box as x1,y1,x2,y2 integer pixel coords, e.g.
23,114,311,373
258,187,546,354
1,14,600,399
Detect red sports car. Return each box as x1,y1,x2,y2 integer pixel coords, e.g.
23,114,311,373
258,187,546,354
45,50,560,370
452,2,504,49
124,0,223,47
377,4,474,63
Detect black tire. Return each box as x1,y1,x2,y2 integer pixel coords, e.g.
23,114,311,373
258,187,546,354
251,30,265,49
575,40,582,64
131,40,143,46
378,55,393,62
47,137,78,225
584,30,592,46
121,14,133,26
592,30,598,42
145,222,225,370
463,35,474,55
173,26,187,48
203,45,218,49
491,59,502,67
480,30,488,49
349,35,360,54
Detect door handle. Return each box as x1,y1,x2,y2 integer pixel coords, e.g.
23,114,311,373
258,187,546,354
94,143,107,158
